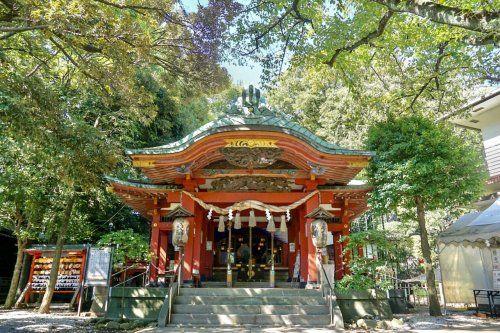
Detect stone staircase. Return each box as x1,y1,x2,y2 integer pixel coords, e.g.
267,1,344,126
169,287,331,327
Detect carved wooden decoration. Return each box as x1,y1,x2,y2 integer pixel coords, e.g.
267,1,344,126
211,176,292,192
219,147,283,169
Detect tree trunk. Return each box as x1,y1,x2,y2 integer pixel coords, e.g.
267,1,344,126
38,195,76,314
4,238,27,309
415,196,442,316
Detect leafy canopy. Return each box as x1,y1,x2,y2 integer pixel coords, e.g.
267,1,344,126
337,230,395,291
97,229,150,265
231,0,498,118
366,115,487,214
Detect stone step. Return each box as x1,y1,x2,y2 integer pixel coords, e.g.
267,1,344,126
201,281,295,288
179,287,320,297
170,314,331,326
173,304,329,315
174,295,326,306
110,287,168,298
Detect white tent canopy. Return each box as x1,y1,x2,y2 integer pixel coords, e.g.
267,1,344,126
438,198,500,304
439,199,500,244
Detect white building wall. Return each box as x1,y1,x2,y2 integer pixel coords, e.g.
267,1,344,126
481,107,500,178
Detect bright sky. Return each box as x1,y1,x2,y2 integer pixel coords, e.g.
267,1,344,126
181,0,263,87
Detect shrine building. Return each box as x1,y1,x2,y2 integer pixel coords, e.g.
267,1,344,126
107,87,372,287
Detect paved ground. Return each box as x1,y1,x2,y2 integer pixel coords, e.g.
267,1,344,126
1,306,499,332
0,308,91,333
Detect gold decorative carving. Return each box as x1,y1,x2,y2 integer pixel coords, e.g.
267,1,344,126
132,160,156,168
219,147,282,168
224,139,278,148
211,176,292,192
347,161,369,168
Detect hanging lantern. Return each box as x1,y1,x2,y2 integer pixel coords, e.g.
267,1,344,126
234,212,241,229
266,214,276,233
310,219,328,249
280,214,287,233
249,210,256,227
218,215,225,232
166,205,194,248
172,217,190,247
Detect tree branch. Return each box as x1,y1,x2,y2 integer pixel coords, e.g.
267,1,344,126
371,0,499,34
92,0,165,14
409,42,448,110
0,25,47,32
0,25,47,40
290,0,314,30
324,11,393,66
48,36,105,89
462,33,498,46
242,0,303,56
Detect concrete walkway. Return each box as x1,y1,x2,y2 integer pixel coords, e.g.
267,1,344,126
140,327,500,333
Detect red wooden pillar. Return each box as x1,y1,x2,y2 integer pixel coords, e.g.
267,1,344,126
288,210,299,279
158,231,169,275
150,210,161,282
333,232,343,280
192,203,203,277
299,205,308,283
181,193,196,281
341,213,351,275
305,194,319,284
203,213,214,279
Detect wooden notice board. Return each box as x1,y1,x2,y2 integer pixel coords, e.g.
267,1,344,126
25,245,88,303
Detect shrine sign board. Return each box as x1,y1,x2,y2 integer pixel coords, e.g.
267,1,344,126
85,247,113,287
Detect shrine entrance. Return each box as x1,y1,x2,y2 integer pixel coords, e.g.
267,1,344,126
213,226,286,282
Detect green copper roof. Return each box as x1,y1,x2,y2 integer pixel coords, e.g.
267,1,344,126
126,110,373,157
106,176,182,190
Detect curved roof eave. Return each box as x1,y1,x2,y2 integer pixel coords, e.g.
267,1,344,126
105,176,182,190
125,115,374,157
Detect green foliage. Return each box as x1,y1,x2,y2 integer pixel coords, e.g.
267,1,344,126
366,115,487,214
231,0,498,87
336,230,395,291
97,229,150,265
0,1,235,248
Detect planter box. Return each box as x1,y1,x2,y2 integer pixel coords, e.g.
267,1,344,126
388,288,409,314
335,289,393,322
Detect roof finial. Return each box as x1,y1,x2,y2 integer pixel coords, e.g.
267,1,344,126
242,85,260,112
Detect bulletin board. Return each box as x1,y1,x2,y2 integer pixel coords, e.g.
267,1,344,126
24,245,88,303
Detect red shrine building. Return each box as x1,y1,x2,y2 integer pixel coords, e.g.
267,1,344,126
107,88,372,286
